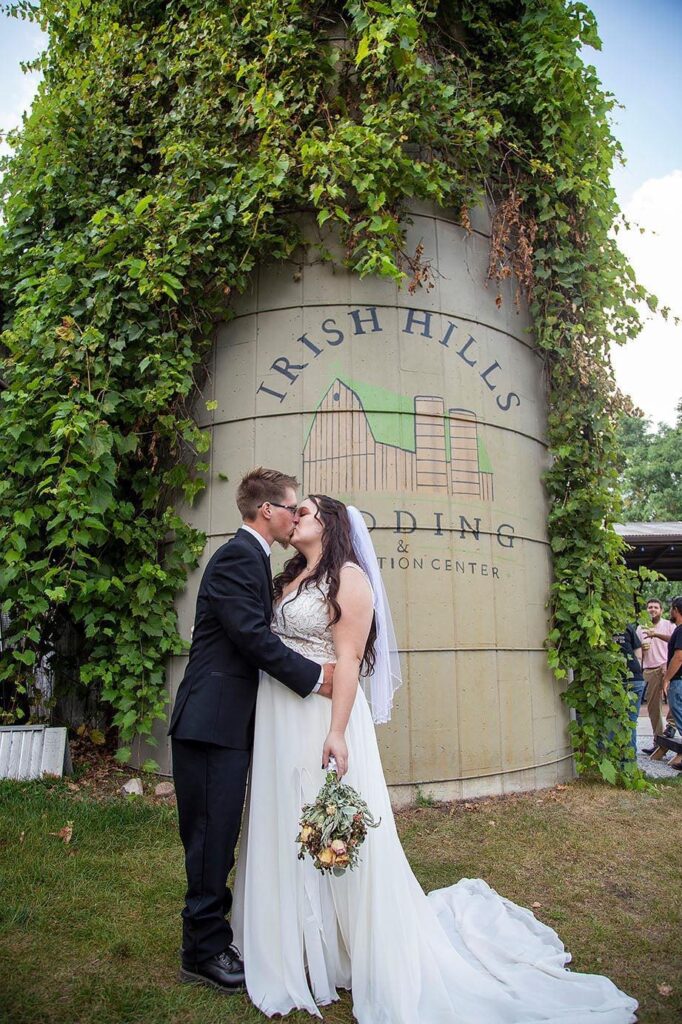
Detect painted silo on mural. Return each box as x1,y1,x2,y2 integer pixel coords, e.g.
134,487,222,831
155,203,574,804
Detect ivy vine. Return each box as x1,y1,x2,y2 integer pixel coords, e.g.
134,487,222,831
0,0,659,784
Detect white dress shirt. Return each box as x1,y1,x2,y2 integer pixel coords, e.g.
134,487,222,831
238,524,323,692
239,522,272,557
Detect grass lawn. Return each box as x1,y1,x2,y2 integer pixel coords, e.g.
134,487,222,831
1,775,681,1024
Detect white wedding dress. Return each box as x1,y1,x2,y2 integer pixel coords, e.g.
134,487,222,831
232,568,637,1023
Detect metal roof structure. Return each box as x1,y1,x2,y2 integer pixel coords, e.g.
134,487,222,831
615,522,682,581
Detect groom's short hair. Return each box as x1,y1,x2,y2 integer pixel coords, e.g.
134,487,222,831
237,467,299,521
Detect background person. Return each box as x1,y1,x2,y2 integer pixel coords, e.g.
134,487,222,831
613,622,645,759
661,597,682,769
639,598,676,753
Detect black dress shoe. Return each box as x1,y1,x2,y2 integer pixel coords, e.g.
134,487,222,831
180,946,245,992
642,746,656,755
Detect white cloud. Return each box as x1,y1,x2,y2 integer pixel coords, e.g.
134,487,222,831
0,72,40,141
0,24,45,161
610,171,682,428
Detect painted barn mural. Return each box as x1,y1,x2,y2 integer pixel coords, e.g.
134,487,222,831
303,378,494,500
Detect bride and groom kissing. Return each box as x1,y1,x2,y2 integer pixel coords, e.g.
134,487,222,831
168,467,637,1023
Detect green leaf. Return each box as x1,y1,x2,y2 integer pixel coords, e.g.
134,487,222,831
127,258,147,280
13,510,33,528
121,709,138,729
133,195,154,217
14,650,37,666
598,758,617,785
356,36,370,66
160,272,183,292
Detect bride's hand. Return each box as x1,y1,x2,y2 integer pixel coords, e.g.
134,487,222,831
322,731,348,777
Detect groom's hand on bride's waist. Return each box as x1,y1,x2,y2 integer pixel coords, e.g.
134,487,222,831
317,662,335,699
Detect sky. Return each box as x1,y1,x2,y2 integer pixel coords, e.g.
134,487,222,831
0,2,680,428
586,0,682,430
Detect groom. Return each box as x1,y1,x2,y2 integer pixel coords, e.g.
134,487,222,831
169,467,333,992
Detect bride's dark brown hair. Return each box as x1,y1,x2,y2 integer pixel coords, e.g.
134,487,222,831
273,494,377,675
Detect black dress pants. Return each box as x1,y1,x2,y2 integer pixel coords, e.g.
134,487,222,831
171,737,251,962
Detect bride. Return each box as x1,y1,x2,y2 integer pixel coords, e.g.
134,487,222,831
232,495,637,1023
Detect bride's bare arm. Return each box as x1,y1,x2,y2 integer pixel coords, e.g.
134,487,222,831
322,566,374,776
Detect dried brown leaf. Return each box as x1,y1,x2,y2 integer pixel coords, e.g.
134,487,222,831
49,821,74,844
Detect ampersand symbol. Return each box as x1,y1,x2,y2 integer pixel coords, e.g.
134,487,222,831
397,540,408,553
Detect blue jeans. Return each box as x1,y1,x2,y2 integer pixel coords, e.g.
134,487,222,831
627,680,645,757
667,678,682,735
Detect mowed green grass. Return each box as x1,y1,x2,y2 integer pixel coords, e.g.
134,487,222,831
1,777,680,1024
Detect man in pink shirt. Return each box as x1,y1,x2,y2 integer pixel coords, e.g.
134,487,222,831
638,598,676,753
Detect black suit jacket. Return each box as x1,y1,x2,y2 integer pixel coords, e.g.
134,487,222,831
169,528,321,749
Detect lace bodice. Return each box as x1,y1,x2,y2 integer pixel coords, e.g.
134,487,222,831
272,564,370,663
272,578,335,663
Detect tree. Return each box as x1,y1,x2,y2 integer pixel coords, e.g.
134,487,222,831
618,402,682,522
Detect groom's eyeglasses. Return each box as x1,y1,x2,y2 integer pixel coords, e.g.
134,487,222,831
258,501,299,515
